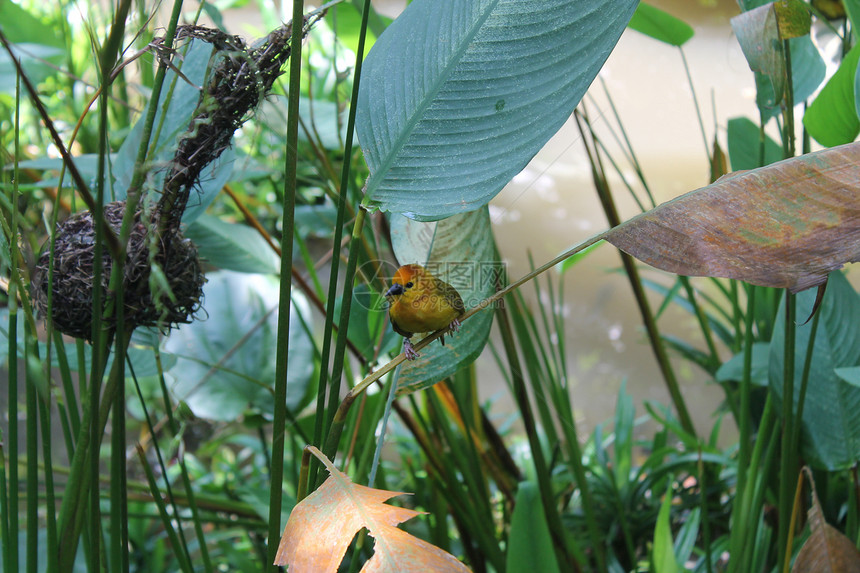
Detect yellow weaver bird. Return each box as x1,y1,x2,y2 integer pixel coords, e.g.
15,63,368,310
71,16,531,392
385,264,465,360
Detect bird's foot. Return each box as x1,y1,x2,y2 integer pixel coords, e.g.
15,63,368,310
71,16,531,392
403,338,420,360
449,318,461,334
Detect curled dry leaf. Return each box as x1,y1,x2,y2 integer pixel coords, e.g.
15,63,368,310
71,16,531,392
792,467,860,572
604,141,860,293
275,447,470,572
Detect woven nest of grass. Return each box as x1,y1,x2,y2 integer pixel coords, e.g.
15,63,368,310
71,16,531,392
30,16,324,340
31,201,204,340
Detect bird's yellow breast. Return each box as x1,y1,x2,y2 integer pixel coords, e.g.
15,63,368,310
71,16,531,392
386,265,465,338
389,290,462,335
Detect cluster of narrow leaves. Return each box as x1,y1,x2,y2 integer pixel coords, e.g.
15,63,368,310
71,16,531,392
275,447,470,572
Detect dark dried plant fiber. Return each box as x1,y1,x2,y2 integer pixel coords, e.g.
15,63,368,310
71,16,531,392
32,201,204,340
32,15,323,339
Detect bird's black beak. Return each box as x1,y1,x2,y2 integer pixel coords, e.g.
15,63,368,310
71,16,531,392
385,283,405,297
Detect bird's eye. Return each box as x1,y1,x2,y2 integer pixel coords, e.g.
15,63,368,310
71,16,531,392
405,281,413,288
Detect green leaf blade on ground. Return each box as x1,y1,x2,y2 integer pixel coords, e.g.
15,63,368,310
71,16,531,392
356,0,637,221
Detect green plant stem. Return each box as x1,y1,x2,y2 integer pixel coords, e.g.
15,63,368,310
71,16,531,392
697,449,713,573
781,39,795,159
266,1,305,570
496,302,580,571
782,470,806,573
135,445,195,573
320,207,367,464
312,0,373,488
5,71,21,573
57,329,129,570
129,360,196,569
680,276,719,368
574,110,696,436
595,79,655,208
737,287,756,496
729,394,777,573
25,334,37,573
777,293,797,568
791,307,820,460
0,425,8,573
34,337,59,573
296,447,314,502
679,47,710,158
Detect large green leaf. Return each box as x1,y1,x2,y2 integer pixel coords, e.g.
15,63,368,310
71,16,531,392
390,207,496,395
769,272,860,470
0,2,65,94
184,214,280,274
726,117,783,170
163,271,313,421
356,0,637,221
803,43,860,147
628,2,693,47
789,36,826,106
715,342,771,387
506,482,560,573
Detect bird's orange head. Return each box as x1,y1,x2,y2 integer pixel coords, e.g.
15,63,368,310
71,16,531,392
385,264,427,299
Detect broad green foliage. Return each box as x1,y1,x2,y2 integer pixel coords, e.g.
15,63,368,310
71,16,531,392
0,2,64,94
164,271,313,422
726,117,783,170
185,214,281,274
356,0,638,221
506,482,560,573
803,44,860,147
628,2,694,46
769,272,860,470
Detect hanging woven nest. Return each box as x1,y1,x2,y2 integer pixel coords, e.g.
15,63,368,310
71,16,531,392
30,15,325,340
31,201,204,340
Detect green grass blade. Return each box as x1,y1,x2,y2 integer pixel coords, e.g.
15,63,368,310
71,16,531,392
265,1,305,568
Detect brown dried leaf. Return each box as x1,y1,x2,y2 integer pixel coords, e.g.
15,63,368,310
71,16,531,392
274,446,470,573
793,468,860,572
604,142,860,293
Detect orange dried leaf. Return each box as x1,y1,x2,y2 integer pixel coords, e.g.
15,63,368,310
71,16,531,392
605,141,860,293
274,447,470,572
